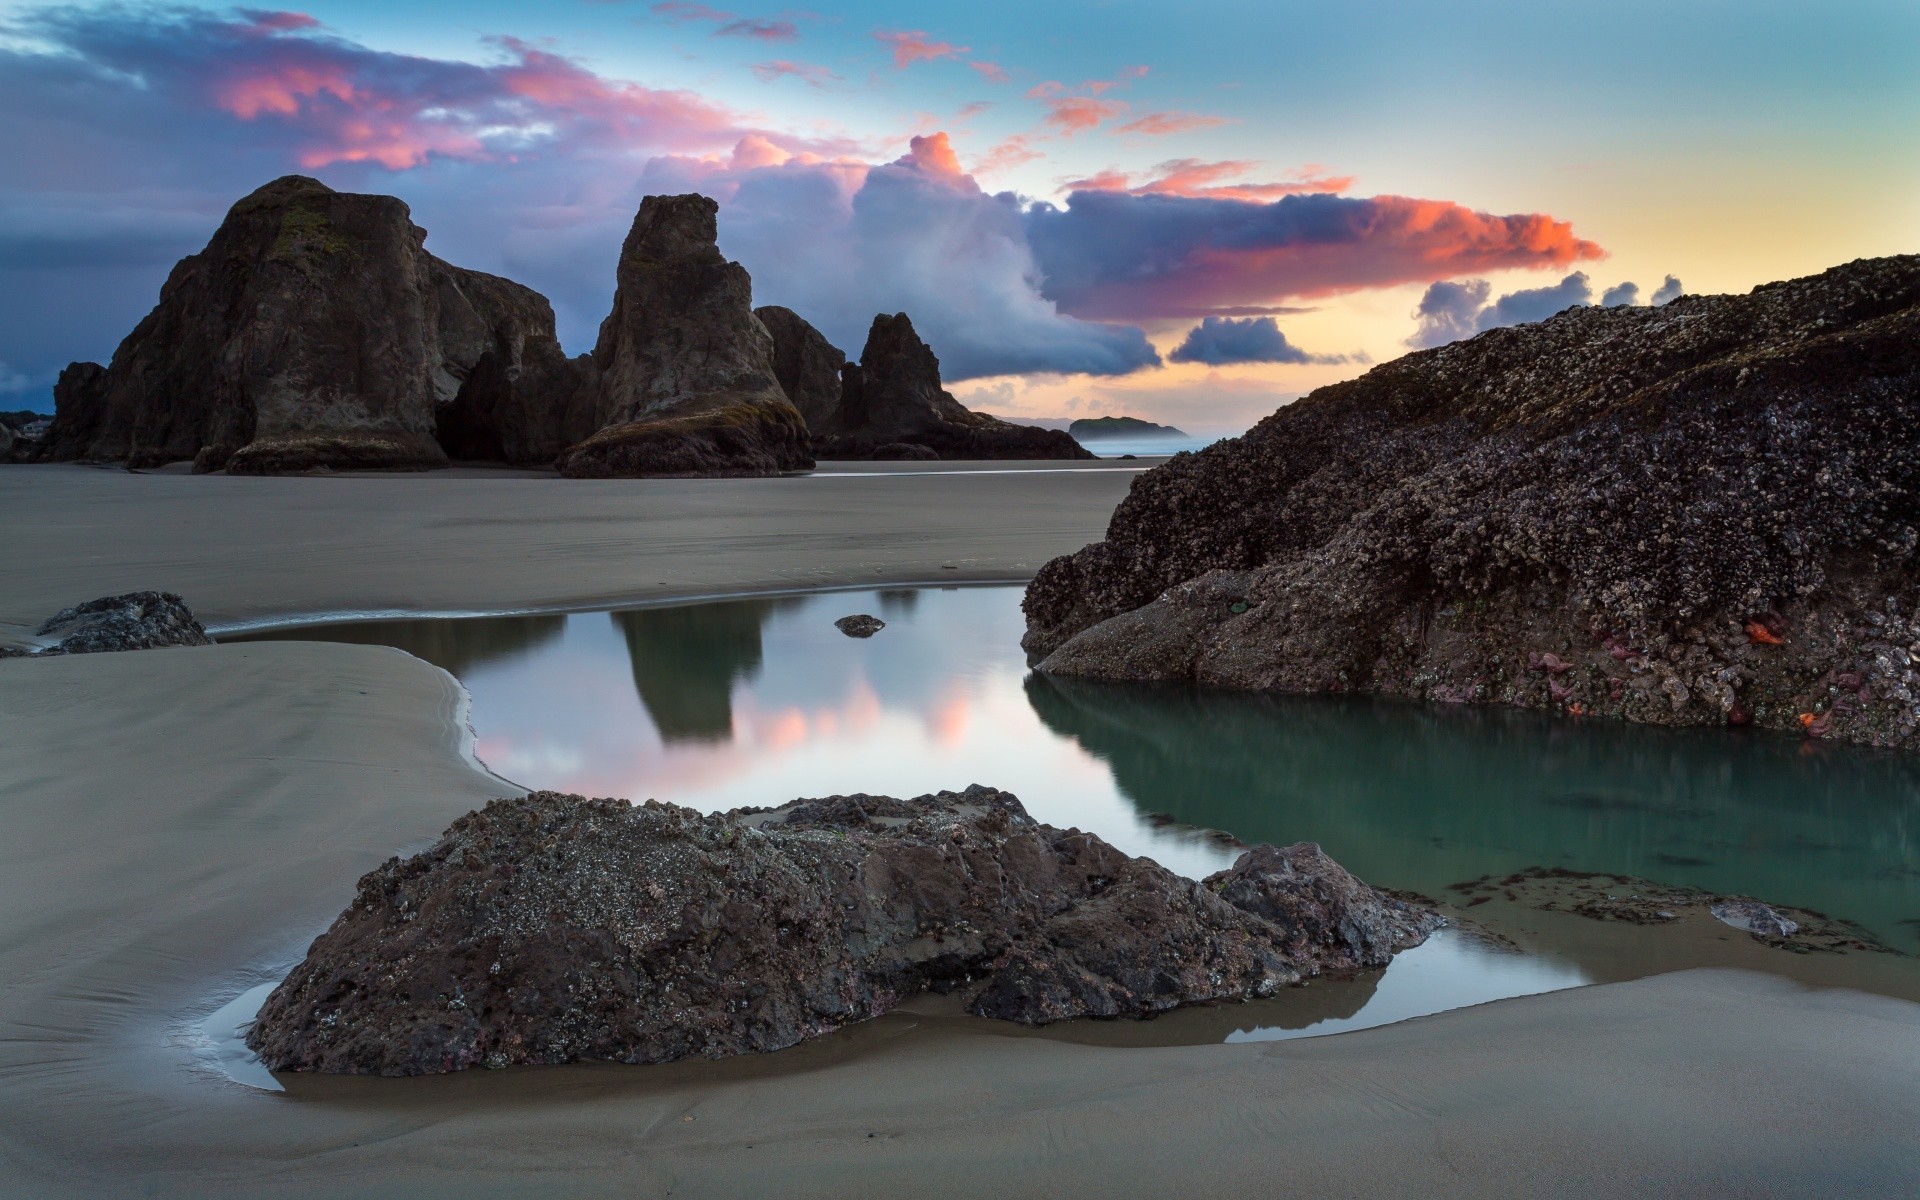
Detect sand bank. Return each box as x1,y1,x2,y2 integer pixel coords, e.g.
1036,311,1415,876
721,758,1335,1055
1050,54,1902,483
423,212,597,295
0,461,1145,635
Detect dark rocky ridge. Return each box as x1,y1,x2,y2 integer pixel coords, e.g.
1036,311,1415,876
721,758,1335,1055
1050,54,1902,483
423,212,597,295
40,176,566,473
794,313,1093,461
1024,255,1920,749
246,786,1437,1075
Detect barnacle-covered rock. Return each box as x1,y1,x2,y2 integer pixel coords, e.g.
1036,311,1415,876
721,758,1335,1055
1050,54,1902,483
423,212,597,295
1025,255,1920,748
246,786,1437,1075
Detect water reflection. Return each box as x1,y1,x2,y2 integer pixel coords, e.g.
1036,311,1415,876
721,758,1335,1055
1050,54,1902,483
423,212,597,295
1026,673,1920,949
239,586,1920,950
612,600,798,743
264,614,566,678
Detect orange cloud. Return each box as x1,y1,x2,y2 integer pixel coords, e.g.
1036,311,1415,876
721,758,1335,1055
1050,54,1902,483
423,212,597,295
968,60,1008,84
972,133,1045,175
873,30,968,68
1114,111,1230,136
1038,95,1127,135
1064,159,1355,201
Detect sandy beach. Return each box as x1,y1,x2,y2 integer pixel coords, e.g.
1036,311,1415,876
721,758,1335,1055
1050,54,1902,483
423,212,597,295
3,463,1919,1196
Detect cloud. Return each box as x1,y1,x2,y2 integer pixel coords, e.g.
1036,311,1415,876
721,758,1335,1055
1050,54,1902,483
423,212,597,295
1167,316,1346,366
1406,279,1492,348
0,6,789,172
971,134,1044,175
1035,94,1126,135
1474,271,1592,328
1601,281,1640,307
1026,190,1604,322
968,61,1008,84
1113,111,1229,136
1652,274,1684,305
1062,159,1354,201
651,3,801,41
752,59,840,87
873,30,967,68
1406,272,1595,348
640,133,1160,380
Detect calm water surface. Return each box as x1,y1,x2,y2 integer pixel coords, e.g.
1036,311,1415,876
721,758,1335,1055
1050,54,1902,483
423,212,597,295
244,585,1920,953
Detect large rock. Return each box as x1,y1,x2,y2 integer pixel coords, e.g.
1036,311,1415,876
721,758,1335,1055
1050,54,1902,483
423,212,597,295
1024,255,1920,749
755,305,846,432
560,195,812,477
38,177,572,473
30,591,213,655
38,363,108,463
815,314,1093,461
246,785,1437,1075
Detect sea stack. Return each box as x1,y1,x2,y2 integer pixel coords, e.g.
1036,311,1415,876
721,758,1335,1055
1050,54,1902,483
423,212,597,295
804,313,1092,461
39,176,566,473
552,195,812,478
1024,255,1920,749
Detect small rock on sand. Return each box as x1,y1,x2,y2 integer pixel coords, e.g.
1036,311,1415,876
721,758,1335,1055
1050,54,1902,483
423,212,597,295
835,614,885,638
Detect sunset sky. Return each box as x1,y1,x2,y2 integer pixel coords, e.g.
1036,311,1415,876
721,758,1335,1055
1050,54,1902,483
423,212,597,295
2,1,1914,432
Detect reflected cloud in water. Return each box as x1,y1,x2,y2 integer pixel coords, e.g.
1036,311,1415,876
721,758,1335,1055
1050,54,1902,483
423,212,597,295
244,587,1920,950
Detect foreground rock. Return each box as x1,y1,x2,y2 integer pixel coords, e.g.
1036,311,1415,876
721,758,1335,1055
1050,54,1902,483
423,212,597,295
40,176,567,473
1025,255,1920,749
792,313,1092,461
247,786,1437,1075
24,592,213,655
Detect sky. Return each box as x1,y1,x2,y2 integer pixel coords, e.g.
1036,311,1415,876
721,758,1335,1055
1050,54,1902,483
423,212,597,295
1,1,1915,432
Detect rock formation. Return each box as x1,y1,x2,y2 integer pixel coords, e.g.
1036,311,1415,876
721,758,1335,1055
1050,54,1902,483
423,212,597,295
28,592,213,655
552,195,812,478
246,785,1437,1075
38,176,569,473
755,305,846,433
1024,255,1920,749
811,314,1093,461
1069,416,1188,440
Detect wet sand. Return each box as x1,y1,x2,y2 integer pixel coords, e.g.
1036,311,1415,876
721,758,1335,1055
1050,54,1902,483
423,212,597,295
0,462,1147,635
2,465,1919,1195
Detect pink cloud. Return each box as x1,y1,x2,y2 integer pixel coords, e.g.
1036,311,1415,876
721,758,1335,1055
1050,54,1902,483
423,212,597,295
651,4,803,42
898,131,965,177
971,133,1044,175
1027,188,1606,321
717,18,799,42
752,59,840,87
1114,111,1229,136
968,60,1008,84
82,10,866,171
651,2,734,22
1037,95,1126,136
1065,159,1356,202
873,30,968,68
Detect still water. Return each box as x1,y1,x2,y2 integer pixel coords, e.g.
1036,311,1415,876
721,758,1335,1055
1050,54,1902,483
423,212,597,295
243,585,1920,954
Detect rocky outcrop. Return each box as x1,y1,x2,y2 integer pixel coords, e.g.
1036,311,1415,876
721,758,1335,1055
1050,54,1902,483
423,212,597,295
815,314,1093,461
246,785,1437,1075
565,195,812,477
755,305,846,433
27,592,213,655
39,363,109,463
38,176,578,473
555,398,809,479
1024,255,1920,749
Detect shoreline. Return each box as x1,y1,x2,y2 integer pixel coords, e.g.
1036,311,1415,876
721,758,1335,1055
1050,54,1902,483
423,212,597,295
2,464,1918,1195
